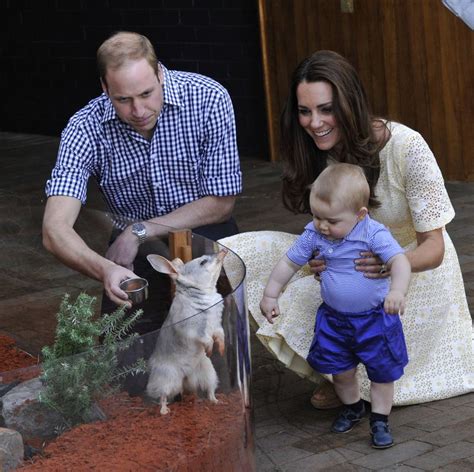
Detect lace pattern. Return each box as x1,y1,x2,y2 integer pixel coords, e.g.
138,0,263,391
219,123,474,405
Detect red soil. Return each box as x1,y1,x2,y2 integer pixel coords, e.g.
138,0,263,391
0,335,254,471
0,334,38,373
20,392,254,471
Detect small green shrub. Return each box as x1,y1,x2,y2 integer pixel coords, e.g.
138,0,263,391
39,293,147,428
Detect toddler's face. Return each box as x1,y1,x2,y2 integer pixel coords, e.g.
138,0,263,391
310,197,360,240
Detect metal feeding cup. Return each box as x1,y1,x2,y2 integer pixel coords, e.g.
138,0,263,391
119,277,149,305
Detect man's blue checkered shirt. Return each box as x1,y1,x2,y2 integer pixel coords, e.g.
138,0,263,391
45,64,242,222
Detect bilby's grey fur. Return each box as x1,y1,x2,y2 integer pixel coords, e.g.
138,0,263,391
146,250,227,415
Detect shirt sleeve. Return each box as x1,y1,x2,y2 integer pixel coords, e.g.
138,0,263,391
45,124,93,204
199,90,242,197
286,229,318,266
403,131,455,232
369,227,404,264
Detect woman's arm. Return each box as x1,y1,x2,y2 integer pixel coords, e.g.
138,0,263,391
406,228,444,272
355,227,445,278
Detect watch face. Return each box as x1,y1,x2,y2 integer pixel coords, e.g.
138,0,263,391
132,223,146,236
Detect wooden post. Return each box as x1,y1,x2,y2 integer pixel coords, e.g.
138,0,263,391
168,229,193,262
168,229,192,297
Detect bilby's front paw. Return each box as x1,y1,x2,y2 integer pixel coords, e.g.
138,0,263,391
213,335,225,356
205,342,213,357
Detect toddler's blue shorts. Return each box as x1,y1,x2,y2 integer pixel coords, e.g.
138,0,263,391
306,302,408,383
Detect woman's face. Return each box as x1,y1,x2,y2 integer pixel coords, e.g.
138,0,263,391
296,80,342,151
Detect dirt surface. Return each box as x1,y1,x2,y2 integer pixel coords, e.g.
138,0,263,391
19,391,254,471
0,333,254,471
0,334,38,373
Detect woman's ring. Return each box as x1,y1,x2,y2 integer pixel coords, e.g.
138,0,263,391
379,264,387,274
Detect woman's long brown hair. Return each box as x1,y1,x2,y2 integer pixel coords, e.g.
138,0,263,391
280,50,387,214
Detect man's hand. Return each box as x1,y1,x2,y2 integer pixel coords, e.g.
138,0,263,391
260,295,280,324
103,264,138,308
384,289,406,315
105,227,139,270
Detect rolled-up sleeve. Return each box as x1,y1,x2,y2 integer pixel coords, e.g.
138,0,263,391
45,125,93,204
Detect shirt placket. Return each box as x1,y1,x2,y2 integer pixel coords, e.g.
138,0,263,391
150,131,166,216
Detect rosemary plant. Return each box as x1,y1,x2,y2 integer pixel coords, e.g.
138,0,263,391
39,293,147,428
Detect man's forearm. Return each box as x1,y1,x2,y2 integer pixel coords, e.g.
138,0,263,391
43,223,116,282
144,195,236,236
42,196,115,282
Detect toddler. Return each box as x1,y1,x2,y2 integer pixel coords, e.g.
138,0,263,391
260,163,411,448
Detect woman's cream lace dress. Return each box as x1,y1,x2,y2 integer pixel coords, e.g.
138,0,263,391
220,122,474,405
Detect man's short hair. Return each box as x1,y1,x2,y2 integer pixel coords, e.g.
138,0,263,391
97,31,158,86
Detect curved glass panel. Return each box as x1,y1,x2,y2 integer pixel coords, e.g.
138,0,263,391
0,205,254,471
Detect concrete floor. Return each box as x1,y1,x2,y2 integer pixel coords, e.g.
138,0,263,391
1,131,474,470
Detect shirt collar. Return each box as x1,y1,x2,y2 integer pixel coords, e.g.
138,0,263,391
100,62,181,125
102,94,117,123
344,215,370,242
160,63,182,107
303,215,371,243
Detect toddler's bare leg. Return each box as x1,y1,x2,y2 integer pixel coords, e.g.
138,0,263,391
370,381,394,415
332,368,359,404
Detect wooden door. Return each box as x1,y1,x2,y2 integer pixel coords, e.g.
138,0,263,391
258,0,474,180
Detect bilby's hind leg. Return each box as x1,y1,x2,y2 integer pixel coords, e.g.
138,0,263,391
187,355,219,403
201,356,219,403
160,396,170,415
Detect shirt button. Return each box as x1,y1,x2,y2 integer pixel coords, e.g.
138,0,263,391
328,248,334,254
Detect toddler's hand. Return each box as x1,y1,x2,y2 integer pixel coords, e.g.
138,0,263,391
384,289,406,315
260,296,280,324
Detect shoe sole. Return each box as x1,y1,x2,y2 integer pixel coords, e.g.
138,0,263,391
331,419,361,434
371,442,394,449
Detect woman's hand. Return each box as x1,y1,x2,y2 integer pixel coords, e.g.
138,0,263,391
355,251,391,279
308,251,326,280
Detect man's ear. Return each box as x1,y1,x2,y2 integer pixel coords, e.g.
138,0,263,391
100,78,108,95
357,207,368,221
157,63,163,84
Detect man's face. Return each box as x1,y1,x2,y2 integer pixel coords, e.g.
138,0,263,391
102,58,163,139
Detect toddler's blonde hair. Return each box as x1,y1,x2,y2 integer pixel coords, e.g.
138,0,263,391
310,163,370,212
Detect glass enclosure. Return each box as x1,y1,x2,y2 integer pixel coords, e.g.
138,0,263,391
0,203,254,471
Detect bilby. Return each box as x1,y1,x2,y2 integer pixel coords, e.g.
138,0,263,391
145,249,227,414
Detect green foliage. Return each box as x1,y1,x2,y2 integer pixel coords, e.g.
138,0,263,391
39,293,147,428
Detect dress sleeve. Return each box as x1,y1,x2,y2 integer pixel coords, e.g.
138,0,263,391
403,131,455,232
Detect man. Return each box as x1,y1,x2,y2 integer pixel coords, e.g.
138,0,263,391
43,31,242,311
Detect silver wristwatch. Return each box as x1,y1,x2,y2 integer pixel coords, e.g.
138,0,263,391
131,222,147,245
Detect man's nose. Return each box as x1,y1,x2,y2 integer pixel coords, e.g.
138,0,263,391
131,100,145,117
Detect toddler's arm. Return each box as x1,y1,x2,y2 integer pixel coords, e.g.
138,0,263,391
260,255,301,323
384,253,411,314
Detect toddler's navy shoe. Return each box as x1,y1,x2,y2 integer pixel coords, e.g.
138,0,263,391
370,420,394,449
331,404,366,433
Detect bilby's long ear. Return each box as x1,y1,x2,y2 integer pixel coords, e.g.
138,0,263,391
147,254,183,279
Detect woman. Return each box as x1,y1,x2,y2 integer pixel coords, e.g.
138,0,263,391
220,50,474,406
